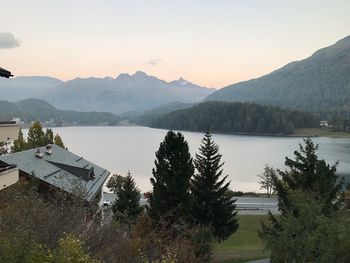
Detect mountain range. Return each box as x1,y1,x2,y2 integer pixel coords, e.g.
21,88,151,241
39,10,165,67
2,35,350,119
206,35,350,116
0,71,214,114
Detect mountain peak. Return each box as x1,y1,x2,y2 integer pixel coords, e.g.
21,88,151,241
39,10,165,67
115,73,130,80
133,71,148,77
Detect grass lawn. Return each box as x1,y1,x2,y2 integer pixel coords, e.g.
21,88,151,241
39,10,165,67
294,128,350,138
213,215,270,262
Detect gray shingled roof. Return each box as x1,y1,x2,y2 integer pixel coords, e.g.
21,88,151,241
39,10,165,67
0,145,110,202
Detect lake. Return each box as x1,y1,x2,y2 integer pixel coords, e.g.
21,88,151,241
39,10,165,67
46,126,350,193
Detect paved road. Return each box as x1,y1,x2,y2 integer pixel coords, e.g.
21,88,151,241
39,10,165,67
235,197,279,215
102,193,279,215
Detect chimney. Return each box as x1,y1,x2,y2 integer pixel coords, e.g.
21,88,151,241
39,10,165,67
88,167,95,180
46,144,52,155
35,148,43,158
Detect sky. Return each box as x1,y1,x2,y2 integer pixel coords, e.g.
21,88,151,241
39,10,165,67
1,0,350,88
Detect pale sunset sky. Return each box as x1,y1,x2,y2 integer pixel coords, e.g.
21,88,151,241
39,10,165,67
1,0,350,88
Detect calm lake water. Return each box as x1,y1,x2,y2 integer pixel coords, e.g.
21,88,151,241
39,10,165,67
43,126,350,192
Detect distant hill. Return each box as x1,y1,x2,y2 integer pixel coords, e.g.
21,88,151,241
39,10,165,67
122,101,195,125
0,76,63,101
206,35,350,116
0,71,214,114
150,101,318,135
0,99,120,125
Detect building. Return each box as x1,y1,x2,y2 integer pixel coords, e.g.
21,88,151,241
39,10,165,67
0,121,19,143
0,163,18,191
320,120,329,128
0,67,13,78
0,144,110,204
0,121,19,191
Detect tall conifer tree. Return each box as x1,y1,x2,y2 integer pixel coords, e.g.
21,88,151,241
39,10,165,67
148,131,194,225
112,171,143,229
191,131,238,241
273,138,343,215
260,138,344,260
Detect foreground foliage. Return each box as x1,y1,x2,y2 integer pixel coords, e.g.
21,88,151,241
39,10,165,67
260,138,348,262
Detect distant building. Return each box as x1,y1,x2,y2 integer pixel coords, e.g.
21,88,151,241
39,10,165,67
0,121,19,144
0,145,110,204
0,121,19,191
320,120,329,128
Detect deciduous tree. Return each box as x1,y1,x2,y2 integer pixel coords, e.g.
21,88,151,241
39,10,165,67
257,164,276,197
11,128,28,152
54,134,65,148
27,121,46,148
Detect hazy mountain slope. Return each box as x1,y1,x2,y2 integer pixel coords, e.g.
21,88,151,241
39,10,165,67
46,71,214,114
122,101,195,125
0,99,120,125
0,76,63,101
0,72,213,114
206,35,350,114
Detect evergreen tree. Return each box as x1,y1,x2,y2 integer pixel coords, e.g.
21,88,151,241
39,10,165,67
112,171,142,229
148,131,194,225
191,131,238,241
262,190,348,263
11,129,28,153
273,138,343,215
260,139,345,260
44,128,54,145
27,121,46,148
54,134,65,148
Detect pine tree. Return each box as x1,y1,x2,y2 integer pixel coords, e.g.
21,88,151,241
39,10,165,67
260,138,345,259
148,131,194,225
274,138,343,215
54,134,65,148
11,128,28,153
27,121,46,148
112,171,142,229
191,131,238,241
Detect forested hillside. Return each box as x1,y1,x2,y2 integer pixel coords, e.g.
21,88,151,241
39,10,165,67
0,99,120,125
206,35,350,117
150,101,318,134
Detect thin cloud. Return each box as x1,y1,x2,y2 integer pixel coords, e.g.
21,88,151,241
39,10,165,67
147,58,162,66
0,32,21,49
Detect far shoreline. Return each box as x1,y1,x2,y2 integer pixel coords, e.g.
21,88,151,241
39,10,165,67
26,124,350,139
